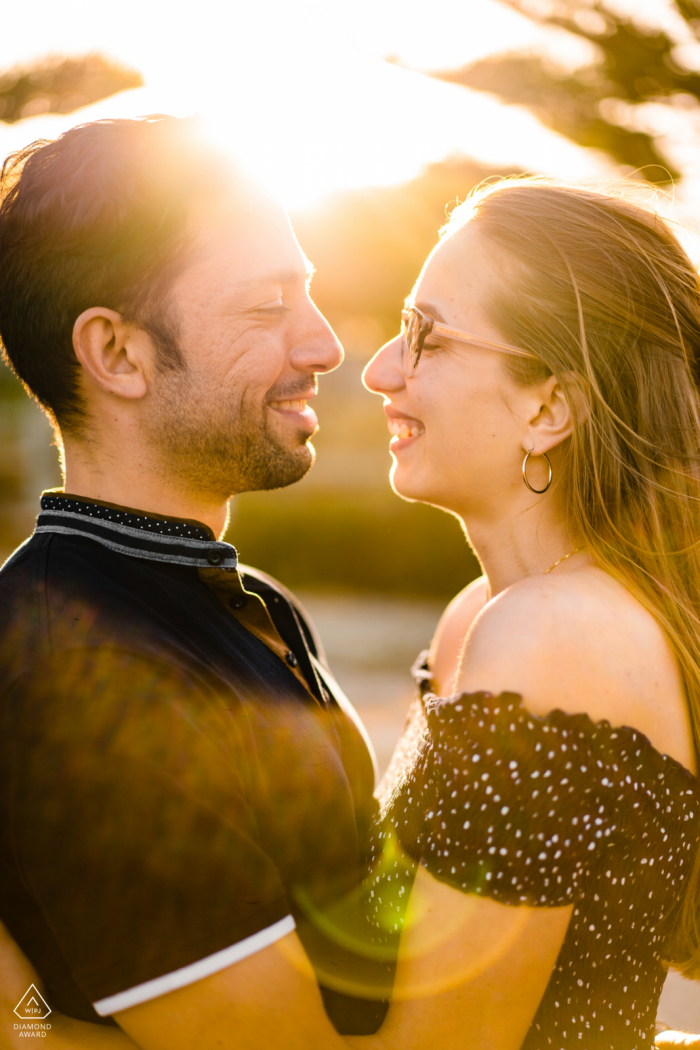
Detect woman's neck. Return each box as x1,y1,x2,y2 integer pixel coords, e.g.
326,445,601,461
461,498,577,597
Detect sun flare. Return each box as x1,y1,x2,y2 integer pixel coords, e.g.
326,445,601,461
0,0,609,214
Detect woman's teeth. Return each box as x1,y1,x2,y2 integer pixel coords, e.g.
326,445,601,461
270,399,307,412
388,419,425,439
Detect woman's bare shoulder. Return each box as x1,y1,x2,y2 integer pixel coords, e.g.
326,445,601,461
429,576,489,696
455,567,695,770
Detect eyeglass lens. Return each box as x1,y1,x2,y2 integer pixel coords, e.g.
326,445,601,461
402,309,432,373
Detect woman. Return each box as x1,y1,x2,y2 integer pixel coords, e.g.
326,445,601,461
0,178,699,1048
362,176,700,1047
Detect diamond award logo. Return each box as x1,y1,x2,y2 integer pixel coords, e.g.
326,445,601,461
14,984,51,1020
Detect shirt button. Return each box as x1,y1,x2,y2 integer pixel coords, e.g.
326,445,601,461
206,549,225,566
229,595,248,610
285,650,298,668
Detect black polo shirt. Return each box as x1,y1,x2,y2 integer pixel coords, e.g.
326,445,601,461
0,493,390,1033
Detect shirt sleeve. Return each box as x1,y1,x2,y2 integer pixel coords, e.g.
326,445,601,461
386,691,625,907
3,646,293,1014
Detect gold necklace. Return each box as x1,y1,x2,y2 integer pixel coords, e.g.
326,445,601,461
544,548,583,574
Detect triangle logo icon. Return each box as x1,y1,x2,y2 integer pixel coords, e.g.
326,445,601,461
14,983,51,1019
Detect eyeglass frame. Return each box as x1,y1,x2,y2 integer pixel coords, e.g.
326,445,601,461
400,305,538,374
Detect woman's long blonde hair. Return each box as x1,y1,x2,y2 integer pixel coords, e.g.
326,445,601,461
445,178,700,977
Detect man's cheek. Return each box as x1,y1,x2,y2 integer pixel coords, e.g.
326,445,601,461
217,340,279,385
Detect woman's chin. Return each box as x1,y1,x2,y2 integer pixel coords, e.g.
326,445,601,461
389,464,466,517
389,463,434,505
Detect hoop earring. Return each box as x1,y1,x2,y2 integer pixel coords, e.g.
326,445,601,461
522,449,553,494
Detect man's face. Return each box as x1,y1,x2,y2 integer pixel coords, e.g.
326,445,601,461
141,194,343,501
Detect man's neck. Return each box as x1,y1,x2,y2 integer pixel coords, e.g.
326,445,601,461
61,444,230,539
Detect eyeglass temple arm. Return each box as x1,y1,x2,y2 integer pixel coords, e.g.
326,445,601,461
432,320,538,360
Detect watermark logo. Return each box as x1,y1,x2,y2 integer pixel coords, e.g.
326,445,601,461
14,985,51,1020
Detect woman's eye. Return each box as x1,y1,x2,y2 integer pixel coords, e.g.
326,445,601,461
421,341,443,353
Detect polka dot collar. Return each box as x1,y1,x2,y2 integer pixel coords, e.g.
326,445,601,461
35,492,238,571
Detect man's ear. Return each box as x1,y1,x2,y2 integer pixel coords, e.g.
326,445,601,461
72,308,150,400
521,373,575,456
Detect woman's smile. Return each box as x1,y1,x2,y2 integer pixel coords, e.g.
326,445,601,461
385,406,425,449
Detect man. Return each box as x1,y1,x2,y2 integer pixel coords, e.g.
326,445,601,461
0,115,398,1049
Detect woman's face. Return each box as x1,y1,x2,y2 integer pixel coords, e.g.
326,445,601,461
363,222,537,518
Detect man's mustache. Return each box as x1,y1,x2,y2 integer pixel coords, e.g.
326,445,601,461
266,378,318,402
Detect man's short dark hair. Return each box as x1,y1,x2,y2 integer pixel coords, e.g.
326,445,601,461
0,115,241,432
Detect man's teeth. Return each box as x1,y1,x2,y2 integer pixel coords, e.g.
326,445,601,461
270,399,307,412
388,420,425,439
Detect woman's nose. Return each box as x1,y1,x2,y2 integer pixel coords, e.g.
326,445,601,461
362,335,405,394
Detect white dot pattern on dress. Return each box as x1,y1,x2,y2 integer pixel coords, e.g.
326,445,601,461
369,652,700,1050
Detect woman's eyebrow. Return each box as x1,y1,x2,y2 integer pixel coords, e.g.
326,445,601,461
414,300,447,323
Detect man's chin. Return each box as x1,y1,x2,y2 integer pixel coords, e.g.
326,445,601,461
248,440,315,493
275,441,315,488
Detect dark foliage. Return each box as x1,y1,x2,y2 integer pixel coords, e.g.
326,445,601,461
0,54,142,124
230,488,480,599
434,0,700,184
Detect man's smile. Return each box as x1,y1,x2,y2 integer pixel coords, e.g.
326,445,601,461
268,396,318,430
269,398,307,412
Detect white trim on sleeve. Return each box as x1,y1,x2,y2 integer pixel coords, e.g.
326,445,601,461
92,914,296,1016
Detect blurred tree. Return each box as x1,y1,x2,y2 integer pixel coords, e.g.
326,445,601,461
433,0,700,184
292,155,509,340
231,487,481,599
0,54,142,124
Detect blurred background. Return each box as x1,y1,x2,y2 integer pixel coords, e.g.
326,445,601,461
1,0,700,1026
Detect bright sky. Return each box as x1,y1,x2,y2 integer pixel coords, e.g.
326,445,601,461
0,0,681,209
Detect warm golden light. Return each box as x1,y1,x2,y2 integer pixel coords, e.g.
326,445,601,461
0,0,611,212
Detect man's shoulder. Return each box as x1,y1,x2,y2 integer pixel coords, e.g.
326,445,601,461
1,528,117,593
0,534,55,666
0,531,50,585
0,532,196,681
0,530,137,629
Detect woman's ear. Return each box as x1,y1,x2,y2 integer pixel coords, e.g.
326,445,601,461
561,370,591,427
522,373,574,456
72,308,150,401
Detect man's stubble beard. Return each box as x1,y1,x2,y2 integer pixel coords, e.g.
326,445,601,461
142,364,315,503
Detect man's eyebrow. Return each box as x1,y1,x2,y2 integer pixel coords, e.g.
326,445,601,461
273,261,316,284
241,263,315,289
302,255,316,283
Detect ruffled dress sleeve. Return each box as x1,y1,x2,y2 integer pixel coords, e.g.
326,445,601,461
372,653,700,1049
380,654,642,908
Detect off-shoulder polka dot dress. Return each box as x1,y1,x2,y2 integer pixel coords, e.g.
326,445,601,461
371,653,700,1050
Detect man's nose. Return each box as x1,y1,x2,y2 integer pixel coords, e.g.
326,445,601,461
289,302,344,374
362,335,405,394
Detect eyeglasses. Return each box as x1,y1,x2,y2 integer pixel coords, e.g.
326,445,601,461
400,305,538,375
